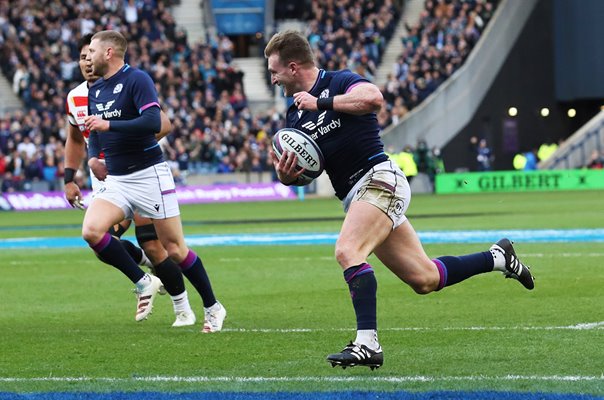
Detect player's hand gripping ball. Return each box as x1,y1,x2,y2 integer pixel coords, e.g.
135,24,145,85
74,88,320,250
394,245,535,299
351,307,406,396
272,128,325,185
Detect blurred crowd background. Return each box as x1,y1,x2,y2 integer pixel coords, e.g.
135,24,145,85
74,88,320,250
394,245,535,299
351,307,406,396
0,0,590,194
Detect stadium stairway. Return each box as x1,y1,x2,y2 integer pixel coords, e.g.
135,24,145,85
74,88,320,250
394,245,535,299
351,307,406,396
381,0,539,155
232,57,275,113
538,110,604,170
0,74,22,116
171,0,206,44
374,0,424,88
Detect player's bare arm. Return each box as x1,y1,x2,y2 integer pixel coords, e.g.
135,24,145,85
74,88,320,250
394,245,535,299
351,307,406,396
293,82,383,115
155,110,172,141
65,123,87,168
88,157,108,181
64,123,86,209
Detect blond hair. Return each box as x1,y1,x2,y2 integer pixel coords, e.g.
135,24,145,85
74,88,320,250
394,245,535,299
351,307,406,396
92,30,127,58
264,30,314,67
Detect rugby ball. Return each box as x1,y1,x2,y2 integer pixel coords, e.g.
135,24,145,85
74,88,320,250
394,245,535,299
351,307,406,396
272,128,325,184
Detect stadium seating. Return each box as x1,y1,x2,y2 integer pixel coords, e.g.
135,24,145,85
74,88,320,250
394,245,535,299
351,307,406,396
0,0,501,192
0,0,284,191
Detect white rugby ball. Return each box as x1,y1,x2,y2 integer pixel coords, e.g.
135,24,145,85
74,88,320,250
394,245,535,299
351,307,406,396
272,128,325,184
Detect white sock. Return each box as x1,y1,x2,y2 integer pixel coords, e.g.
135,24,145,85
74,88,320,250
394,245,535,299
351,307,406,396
135,273,152,291
171,291,193,314
490,245,507,272
355,329,380,350
139,251,153,269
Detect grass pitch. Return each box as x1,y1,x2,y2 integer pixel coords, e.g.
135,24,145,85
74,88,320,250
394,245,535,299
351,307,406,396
0,191,602,394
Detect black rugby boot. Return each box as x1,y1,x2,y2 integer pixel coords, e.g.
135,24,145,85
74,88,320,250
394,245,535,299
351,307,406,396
327,342,383,370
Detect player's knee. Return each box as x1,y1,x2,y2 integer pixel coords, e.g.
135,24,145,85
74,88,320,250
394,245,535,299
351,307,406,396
334,242,358,268
163,243,184,261
82,224,105,245
411,283,434,295
407,274,438,295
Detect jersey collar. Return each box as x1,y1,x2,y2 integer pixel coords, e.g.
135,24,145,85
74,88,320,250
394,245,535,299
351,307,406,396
308,69,325,95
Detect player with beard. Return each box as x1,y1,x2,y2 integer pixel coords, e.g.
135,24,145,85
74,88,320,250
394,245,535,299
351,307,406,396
65,33,222,331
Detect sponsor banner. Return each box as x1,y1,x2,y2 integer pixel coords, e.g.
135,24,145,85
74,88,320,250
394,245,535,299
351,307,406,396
2,191,74,211
435,169,604,194
0,195,13,211
1,182,297,211
174,182,297,204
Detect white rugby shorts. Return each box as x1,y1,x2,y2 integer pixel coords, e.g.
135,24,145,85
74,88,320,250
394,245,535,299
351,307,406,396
92,161,180,220
343,160,410,229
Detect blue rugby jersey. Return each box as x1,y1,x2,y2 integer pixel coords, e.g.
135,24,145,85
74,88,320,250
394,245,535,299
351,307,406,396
286,69,388,200
87,64,163,175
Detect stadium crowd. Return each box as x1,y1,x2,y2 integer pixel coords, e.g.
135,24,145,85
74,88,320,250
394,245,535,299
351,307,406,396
0,0,498,193
0,0,288,192
378,0,497,128
304,0,400,83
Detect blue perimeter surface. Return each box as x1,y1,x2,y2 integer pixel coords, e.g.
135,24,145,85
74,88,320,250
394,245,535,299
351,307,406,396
0,392,602,400
1,229,604,249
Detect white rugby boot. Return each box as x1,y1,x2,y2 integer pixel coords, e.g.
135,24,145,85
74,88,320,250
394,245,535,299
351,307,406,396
134,274,162,321
202,301,227,333
172,310,196,327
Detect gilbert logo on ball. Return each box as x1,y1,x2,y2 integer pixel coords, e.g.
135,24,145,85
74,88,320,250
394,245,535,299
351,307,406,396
272,128,325,183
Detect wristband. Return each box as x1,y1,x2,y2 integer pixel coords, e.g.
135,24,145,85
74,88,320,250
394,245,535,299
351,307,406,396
64,168,76,184
316,97,334,111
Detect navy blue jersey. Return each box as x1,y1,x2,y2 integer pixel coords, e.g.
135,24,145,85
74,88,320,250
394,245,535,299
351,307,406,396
88,64,163,175
286,69,388,199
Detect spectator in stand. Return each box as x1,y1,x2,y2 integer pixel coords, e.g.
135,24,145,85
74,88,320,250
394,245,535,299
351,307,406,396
388,145,418,184
538,139,558,162
523,148,539,171
16,135,36,160
475,138,494,171
42,153,59,191
1,171,19,193
174,138,190,184
217,155,235,174
432,146,445,175
585,150,604,169
513,152,526,171
413,139,435,175
23,150,44,185
0,151,6,176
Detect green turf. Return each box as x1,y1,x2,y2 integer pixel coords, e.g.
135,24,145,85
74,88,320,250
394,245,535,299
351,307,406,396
0,191,602,394
1,190,602,237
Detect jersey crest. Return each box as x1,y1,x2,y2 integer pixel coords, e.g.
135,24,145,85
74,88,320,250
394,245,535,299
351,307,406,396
113,83,123,94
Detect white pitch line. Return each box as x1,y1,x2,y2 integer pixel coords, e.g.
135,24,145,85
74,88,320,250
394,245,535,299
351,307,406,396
217,256,334,262
0,375,602,383
220,322,604,333
523,252,604,258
